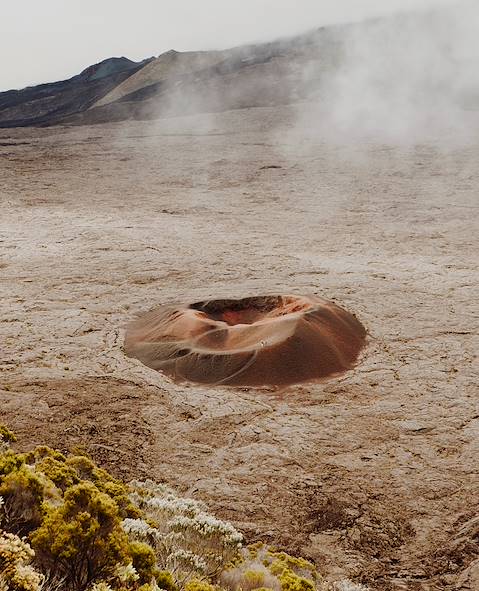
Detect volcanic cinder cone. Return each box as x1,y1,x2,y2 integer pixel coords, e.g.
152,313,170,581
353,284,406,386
124,295,367,387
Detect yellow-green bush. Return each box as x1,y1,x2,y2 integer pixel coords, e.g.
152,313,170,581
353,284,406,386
65,456,139,519
0,450,25,478
137,585,158,591
0,467,50,536
31,481,130,590
129,541,157,584
100,480,141,520
221,566,278,591
24,445,66,464
0,426,16,444
242,570,266,589
221,546,320,591
0,429,153,591
156,570,179,591
35,456,80,491
184,579,218,591
278,571,314,591
267,552,317,582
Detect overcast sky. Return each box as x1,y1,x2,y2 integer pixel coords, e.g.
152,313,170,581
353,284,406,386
1,0,456,91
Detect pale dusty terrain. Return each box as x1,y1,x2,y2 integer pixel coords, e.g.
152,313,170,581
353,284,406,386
0,106,478,590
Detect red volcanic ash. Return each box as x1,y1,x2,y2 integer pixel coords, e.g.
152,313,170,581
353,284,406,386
124,295,367,388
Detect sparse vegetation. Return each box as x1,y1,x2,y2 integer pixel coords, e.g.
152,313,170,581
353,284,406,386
124,479,243,584
221,546,319,591
0,427,369,591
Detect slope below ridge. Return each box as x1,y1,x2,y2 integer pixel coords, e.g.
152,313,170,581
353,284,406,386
93,49,230,107
66,28,342,126
0,22,343,127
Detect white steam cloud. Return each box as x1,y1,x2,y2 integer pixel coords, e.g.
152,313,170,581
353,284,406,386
291,0,479,144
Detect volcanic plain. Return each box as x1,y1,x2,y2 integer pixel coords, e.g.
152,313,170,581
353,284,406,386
1,106,478,590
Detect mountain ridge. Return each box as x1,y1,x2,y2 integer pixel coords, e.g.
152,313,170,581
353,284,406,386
0,22,348,128
0,56,154,128
1,5,476,128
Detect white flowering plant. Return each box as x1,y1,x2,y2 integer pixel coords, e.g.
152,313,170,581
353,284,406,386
0,529,44,591
124,480,243,584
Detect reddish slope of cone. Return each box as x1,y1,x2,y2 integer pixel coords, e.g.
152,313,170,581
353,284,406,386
124,295,367,388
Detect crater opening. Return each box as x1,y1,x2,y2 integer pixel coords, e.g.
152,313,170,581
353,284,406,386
124,294,367,388
189,295,314,326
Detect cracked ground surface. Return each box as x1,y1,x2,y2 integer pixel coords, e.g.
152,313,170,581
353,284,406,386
1,106,478,590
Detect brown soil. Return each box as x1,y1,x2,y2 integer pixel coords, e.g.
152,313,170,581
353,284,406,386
0,106,478,590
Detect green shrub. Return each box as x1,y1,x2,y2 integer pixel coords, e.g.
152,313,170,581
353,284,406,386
184,579,217,591
278,571,314,591
268,553,316,577
129,541,157,584
220,563,280,591
264,550,318,588
242,569,266,589
101,480,140,519
138,584,162,591
66,455,98,480
244,542,264,561
0,450,25,478
25,446,66,464
222,547,322,591
155,569,178,591
0,467,49,535
0,426,17,444
35,456,80,491
65,456,139,518
31,481,130,591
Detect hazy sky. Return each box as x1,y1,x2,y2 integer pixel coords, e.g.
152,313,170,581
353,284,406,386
1,0,456,91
